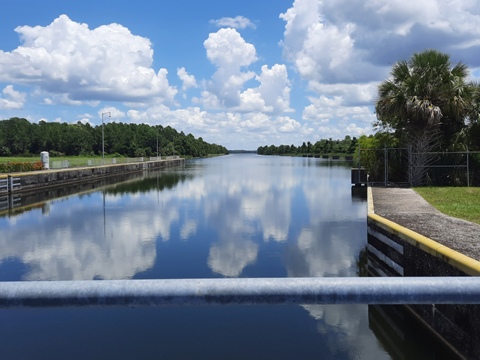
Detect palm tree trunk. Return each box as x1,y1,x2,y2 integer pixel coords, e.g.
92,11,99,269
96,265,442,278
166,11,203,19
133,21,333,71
408,126,440,186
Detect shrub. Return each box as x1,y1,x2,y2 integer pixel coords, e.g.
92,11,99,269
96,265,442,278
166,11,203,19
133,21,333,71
49,150,65,157
0,161,44,173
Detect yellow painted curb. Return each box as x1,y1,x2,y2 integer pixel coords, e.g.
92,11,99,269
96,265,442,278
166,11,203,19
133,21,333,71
367,186,375,214
367,187,480,276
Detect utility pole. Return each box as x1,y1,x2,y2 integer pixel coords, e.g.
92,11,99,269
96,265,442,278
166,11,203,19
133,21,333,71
101,112,111,164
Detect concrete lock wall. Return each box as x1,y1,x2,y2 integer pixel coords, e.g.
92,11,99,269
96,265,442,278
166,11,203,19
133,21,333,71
367,191,480,359
0,158,184,195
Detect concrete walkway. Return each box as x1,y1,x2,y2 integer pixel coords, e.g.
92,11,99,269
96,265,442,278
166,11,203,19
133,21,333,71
370,187,480,262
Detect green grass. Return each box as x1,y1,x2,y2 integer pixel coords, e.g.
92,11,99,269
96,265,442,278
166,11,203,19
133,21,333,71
414,187,480,225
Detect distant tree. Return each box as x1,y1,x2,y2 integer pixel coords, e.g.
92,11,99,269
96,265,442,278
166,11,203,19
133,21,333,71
300,142,307,153
306,141,311,153
356,133,399,182
257,136,359,157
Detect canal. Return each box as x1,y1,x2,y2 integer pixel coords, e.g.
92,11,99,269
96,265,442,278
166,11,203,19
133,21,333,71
0,154,455,359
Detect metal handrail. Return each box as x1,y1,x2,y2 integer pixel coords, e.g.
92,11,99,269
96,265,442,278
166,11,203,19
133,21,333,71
1,277,479,308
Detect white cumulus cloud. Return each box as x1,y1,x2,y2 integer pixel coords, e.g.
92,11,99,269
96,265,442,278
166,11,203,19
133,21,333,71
177,67,197,91
255,64,292,113
205,28,257,69
281,0,480,83
0,85,26,109
0,15,177,104
201,29,291,114
202,28,257,108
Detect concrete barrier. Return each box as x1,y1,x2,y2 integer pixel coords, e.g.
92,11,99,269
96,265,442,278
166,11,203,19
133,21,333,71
0,158,184,195
367,187,480,359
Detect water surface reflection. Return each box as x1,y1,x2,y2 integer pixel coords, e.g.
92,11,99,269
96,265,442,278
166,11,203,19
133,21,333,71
0,155,396,359
0,155,367,283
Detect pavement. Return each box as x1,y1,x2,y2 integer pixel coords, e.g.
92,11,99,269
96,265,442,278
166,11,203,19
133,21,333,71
370,187,480,262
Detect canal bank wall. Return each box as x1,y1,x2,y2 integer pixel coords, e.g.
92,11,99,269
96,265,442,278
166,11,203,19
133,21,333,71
0,158,184,196
367,187,480,359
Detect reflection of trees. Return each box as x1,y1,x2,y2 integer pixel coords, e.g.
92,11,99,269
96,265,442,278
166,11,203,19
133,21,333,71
356,246,369,277
0,170,191,219
105,171,191,195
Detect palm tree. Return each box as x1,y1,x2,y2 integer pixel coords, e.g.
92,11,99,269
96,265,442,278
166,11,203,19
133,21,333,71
375,49,476,185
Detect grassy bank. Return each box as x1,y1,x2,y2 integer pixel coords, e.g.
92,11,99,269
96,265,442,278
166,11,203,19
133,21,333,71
414,187,480,225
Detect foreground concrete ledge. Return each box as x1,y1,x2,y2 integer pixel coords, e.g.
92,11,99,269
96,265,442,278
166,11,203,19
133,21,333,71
367,187,480,274
369,187,480,261
1,277,480,308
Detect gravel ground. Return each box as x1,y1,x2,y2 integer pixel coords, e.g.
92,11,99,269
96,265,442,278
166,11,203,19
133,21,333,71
371,187,480,262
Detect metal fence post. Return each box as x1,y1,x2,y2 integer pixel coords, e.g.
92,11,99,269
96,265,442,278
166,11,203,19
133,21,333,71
384,145,387,186
467,149,470,187
408,145,412,187
7,175,12,193
358,147,361,184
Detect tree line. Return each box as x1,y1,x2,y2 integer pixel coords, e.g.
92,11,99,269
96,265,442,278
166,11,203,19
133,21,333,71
257,135,358,156
0,117,228,158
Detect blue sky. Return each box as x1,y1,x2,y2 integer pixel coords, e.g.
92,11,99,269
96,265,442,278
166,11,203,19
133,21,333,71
1,0,480,150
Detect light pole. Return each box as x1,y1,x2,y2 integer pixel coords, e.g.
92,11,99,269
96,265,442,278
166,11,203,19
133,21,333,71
101,112,111,164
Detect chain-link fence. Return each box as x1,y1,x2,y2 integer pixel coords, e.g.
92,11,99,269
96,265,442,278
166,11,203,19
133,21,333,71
48,156,178,170
358,148,480,186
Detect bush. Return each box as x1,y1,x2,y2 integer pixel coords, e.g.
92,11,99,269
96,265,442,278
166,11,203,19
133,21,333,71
0,161,44,173
49,150,65,157
134,148,146,157
0,146,11,156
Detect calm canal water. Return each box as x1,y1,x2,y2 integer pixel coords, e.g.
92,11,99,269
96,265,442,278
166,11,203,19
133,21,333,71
0,154,450,359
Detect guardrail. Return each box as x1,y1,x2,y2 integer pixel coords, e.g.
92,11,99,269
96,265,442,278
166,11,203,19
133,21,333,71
0,178,7,193
1,277,479,308
0,176,22,210
49,157,166,169
9,176,21,192
0,176,21,193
